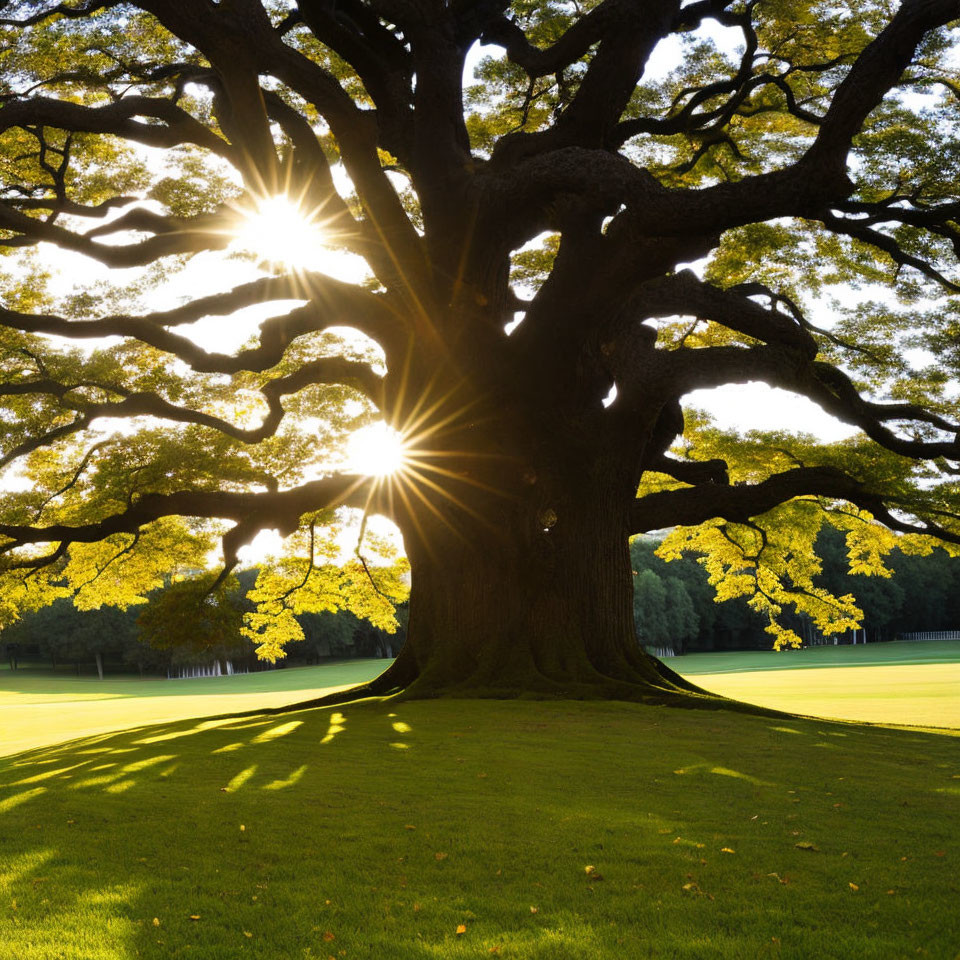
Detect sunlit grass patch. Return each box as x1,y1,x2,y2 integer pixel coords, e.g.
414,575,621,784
682,642,960,727
0,659,391,757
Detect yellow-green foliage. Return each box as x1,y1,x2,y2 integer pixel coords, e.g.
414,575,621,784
659,506,864,650
649,417,956,648
241,522,409,662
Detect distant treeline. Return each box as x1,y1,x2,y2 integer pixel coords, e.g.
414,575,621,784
3,529,959,676
0,568,404,677
631,527,960,654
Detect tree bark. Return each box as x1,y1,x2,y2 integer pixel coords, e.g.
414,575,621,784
389,461,708,703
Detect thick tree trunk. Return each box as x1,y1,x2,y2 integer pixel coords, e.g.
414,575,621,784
389,474,708,703
344,351,727,708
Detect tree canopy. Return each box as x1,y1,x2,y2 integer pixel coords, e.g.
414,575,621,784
1,0,960,699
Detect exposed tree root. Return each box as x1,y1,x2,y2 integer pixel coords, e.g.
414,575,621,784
197,635,789,725
249,650,789,722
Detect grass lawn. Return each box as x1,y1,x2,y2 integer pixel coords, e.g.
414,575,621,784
673,642,960,729
0,697,957,959
4,641,958,760
0,660,392,758
1,644,958,958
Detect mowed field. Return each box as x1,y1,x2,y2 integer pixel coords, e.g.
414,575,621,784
1,643,958,958
677,641,960,729
1,694,957,959
2,642,959,759
0,660,393,758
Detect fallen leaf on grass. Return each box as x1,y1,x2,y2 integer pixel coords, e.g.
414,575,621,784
404,825,416,830
189,915,201,921
243,931,253,938
152,918,160,927
456,924,467,935
530,906,539,914
434,852,448,861
848,883,859,892
322,931,335,942
794,842,819,851
720,848,735,854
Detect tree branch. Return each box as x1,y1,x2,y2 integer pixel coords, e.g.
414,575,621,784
0,274,400,371
631,466,865,532
0,473,377,555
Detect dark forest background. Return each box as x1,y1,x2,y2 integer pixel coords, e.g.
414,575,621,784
3,528,958,677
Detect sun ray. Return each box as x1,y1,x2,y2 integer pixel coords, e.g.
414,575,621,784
401,457,516,499
389,474,444,560
399,466,501,532
397,473,474,546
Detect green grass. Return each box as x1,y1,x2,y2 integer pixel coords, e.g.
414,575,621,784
5,642,956,760
676,642,960,729
0,698,957,959
1,644,957,957
0,660,392,758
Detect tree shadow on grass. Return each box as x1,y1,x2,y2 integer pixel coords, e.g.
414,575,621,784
0,701,958,959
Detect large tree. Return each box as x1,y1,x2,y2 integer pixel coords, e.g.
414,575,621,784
1,0,960,701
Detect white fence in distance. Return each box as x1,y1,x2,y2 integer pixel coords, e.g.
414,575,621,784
897,630,960,642
645,646,676,659
167,661,249,679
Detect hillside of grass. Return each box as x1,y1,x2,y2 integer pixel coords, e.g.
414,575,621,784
0,698,957,960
